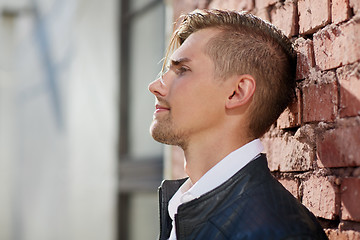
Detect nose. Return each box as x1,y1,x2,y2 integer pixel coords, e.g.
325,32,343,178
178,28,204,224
148,75,167,97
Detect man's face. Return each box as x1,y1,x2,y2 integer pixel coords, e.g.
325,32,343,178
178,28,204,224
149,28,227,148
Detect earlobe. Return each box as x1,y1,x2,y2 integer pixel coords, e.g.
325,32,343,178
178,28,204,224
226,74,256,109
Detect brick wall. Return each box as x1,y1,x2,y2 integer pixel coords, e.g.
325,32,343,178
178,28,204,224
170,0,360,238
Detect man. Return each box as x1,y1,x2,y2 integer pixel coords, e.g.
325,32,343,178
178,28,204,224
149,9,328,240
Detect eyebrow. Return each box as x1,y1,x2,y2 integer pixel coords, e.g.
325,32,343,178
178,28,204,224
170,57,191,66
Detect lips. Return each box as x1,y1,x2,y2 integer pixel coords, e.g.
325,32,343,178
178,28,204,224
155,104,170,113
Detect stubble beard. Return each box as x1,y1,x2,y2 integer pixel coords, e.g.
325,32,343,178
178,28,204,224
150,114,188,150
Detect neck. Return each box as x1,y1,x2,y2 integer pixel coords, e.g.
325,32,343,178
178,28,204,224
182,127,253,184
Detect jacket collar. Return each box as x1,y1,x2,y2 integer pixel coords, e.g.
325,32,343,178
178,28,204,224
158,178,188,240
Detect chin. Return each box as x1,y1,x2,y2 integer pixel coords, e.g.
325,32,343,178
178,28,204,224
150,122,168,143
150,122,187,148
150,128,172,145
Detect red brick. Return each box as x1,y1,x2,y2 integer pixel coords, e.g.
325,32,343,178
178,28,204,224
294,124,317,146
337,63,360,118
341,178,360,222
173,0,197,21
295,38,315,80
326,229,360,240
255,0,277,9
298,0,331,35
208,0,254,11
277,88,302,129
270,1,298,37
332,0,351,24
302,175,339,219
350,0,360,15
302,74,338,123
313,18,360,70
279,179,298,199
255,7,270,22
262,133,314,172
317,125,360,168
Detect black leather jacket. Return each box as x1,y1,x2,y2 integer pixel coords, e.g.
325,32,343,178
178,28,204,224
158,154,328,240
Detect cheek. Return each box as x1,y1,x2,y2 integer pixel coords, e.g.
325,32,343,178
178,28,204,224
168,79,197,105
168,91,198,125
200,88,226,118
170,78,195,93
168,77,223,119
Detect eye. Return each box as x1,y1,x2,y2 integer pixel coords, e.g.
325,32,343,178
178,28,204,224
175,66,189,76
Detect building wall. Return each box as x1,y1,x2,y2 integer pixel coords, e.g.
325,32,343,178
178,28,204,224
0,0,118,239
169,0,360,238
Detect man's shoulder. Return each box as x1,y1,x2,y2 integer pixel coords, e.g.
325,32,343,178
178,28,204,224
206,179,327,240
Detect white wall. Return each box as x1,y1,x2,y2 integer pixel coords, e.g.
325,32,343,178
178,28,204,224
67,0,118,239
0,5,17,240
0,0,118,239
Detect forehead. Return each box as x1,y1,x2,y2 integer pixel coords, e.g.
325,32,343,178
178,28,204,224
170,28,221,63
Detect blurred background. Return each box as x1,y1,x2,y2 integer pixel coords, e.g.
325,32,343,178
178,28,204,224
5,0,359,239
0,0,171,239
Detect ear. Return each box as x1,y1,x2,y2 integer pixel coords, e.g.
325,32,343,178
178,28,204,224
226,74,256,109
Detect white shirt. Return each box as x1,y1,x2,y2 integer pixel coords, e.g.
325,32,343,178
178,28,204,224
167,139,264,240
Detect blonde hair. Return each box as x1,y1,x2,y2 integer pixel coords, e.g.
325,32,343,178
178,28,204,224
164,9,297,138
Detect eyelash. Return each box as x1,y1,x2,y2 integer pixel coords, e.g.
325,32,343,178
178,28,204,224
165,65,190,76
175,66,189,76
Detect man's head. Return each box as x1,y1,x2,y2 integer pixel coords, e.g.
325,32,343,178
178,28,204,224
149,28,225,149
164,9,297,139
149,9,296,147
